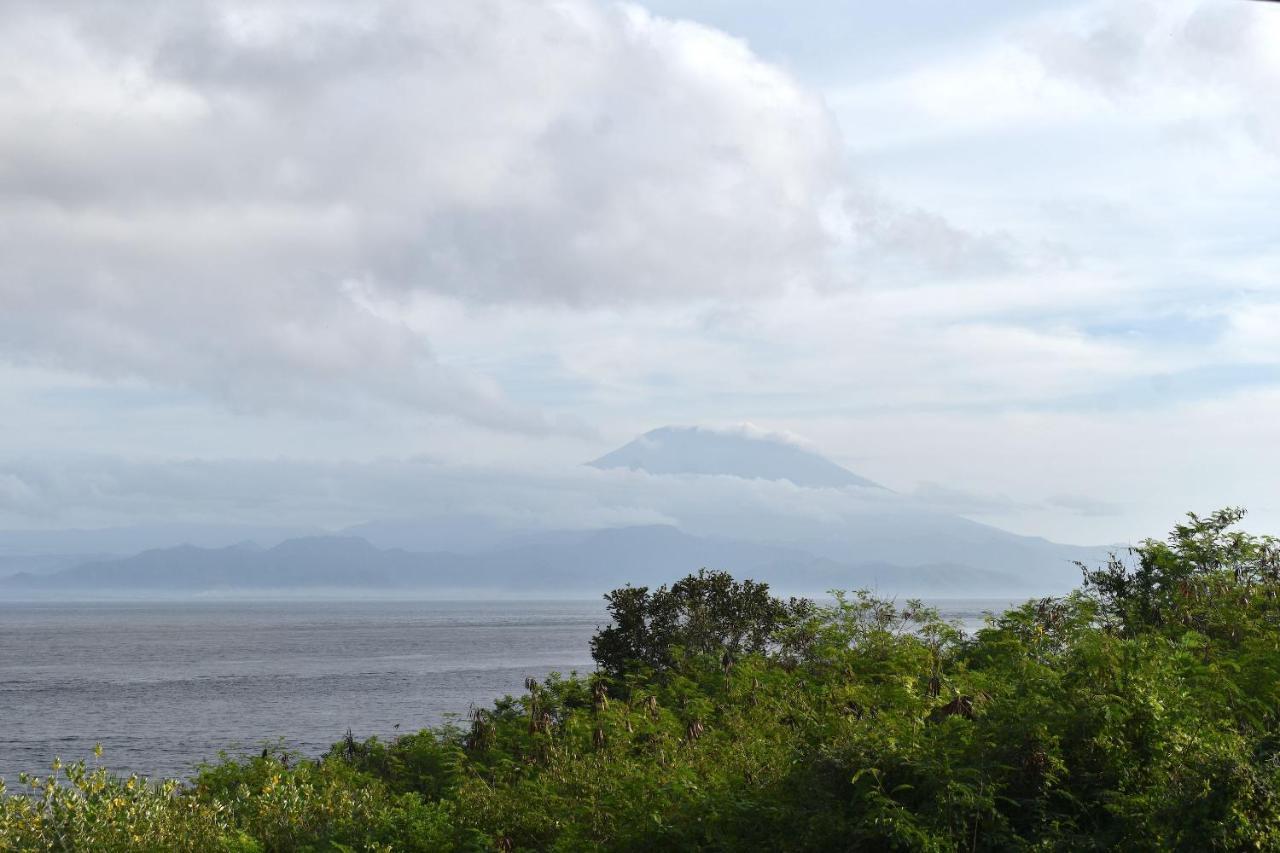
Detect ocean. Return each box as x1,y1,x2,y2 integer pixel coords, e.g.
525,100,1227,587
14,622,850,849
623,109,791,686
0,598,1012,783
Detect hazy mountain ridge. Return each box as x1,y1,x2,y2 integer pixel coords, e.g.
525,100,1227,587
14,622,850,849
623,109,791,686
0,427,1111,598
2,524,1089,599
0,523,322,559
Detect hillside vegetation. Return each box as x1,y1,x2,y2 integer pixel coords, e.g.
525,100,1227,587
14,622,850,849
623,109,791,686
4,509,1280,851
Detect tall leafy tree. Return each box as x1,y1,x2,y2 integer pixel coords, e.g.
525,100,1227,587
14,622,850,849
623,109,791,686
590,569,813,677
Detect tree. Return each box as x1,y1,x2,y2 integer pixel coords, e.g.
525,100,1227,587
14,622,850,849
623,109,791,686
589,569,813,677
1082,507,1280,639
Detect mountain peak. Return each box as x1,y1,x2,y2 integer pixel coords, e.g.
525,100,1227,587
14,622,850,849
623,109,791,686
588,425,883,490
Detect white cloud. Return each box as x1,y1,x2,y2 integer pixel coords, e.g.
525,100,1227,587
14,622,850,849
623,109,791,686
0,0,843,422
2,0,1278,547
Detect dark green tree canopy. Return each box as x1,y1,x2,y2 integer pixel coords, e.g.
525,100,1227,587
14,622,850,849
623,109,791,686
589,568,814,677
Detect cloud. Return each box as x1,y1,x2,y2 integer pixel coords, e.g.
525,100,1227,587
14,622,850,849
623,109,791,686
1020,0,1280,158
909,483,1121,522
6,375,1280,544
0,449,920,543
0,0,843,422
1031,0,1278,105
0,472,44,517
1044,494,1122,518
910,482,1025,517
4,0,1277,550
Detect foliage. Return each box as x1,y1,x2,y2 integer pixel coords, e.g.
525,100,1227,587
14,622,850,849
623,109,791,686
589,568,814,678
7,510,1280,850
1082,506,1280,641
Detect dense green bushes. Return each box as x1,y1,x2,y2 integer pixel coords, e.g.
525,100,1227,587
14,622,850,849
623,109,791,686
6,510,1280,850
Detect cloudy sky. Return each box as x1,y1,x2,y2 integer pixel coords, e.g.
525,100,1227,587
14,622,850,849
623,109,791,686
1,0,1277,544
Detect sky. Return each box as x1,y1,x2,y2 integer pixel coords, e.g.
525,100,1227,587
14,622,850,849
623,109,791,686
1,0,1278,545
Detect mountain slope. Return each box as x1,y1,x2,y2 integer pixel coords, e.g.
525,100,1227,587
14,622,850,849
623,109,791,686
589,426,883,489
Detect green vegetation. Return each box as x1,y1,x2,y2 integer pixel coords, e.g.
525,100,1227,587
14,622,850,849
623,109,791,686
5,509,1280,851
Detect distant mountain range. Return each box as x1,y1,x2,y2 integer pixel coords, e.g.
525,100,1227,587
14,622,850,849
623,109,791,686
2,525,1087,598
0,425,1113,599
0,523,320,561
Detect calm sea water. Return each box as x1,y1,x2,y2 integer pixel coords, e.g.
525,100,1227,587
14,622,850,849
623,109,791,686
0,599,1011,783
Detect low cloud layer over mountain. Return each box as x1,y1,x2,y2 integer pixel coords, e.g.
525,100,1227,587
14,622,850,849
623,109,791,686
2,426,1110,597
